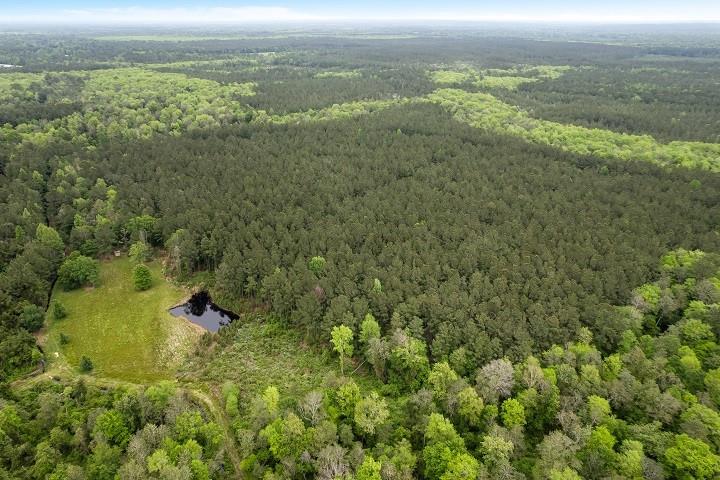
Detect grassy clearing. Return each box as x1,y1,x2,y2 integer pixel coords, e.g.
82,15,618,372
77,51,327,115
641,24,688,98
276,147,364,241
45,257,199,383
180,317,380,409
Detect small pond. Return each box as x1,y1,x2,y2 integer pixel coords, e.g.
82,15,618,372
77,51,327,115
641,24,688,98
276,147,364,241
169,291,239,332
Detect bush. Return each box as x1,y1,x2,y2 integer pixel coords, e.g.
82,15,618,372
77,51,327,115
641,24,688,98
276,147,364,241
133,264,152,291
52,302,67,320
79,356,94,373
59,333,70,345
58,253,99,290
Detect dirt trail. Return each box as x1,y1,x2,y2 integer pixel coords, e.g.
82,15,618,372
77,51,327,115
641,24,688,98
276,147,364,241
187,386,243,477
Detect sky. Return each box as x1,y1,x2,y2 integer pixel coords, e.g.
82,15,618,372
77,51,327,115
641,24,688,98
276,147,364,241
2,0,720,24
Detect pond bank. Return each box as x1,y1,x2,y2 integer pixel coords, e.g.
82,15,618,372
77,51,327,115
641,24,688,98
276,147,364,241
169,291,239,332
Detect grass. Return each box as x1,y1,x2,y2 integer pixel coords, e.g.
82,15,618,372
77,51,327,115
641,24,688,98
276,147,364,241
180,317,381,409
45,257,199,383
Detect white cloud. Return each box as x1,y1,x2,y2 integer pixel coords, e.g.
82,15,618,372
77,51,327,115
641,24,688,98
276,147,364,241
1,5,719,24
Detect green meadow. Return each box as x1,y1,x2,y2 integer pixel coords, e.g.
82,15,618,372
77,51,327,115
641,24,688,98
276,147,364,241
45,257,199,383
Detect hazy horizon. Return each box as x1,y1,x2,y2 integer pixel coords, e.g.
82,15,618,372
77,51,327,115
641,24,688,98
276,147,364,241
3,1,720,25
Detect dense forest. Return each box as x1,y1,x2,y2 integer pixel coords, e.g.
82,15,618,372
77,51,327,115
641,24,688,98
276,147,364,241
1,26,720,479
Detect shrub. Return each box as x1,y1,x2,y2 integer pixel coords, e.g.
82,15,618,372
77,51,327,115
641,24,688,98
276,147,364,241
79,356,94,373
133,264,152,291
52,302,67,320
57,253,99,290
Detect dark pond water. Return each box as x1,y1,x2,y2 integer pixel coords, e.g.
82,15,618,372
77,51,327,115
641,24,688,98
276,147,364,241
169,291,239,332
